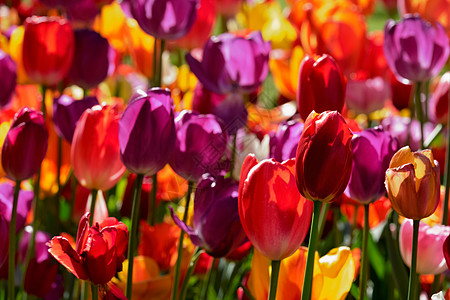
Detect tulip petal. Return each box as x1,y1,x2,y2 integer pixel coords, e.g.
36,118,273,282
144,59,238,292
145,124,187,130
47,236,88,280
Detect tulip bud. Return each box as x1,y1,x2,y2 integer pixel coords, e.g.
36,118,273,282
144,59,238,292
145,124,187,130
186,31,270,95
124,0,199,40
238,154,313,261
119,88,176,176
169,110,228,181
22,16,75,87
385,146,440,220
431,72,450,125
71,105,125,191
0,51,17,108
400,219,450,274
52,95,99,143
297,55,347,121
383,15,449,83
171,174,247,258
67,29,112,90
295,111,353,202
2,107,48,181
344,127,398,204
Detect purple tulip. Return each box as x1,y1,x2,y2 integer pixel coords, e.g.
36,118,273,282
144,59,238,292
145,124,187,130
170,174,247,257
0,182,33,233
0,51,17,108
119,88,176,176
0,216,8,269
344,127,399,204
169,110,228,181
124,0,199,40
384,15,449,83
66,0,100,22
67,29,111,89
1,107,48,181
19,229,59,298
269,120,304,162
53,95,99,143
192,82,226,114
345,76,390,115
212,93,248,135
186,31,271,94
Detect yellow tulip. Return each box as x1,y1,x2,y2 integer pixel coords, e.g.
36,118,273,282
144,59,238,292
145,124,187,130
9,26,31,84
93,2,128,54
246,246,355,300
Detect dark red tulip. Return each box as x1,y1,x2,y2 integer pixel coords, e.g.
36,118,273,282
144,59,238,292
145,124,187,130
297,55,347,121
295,111,353,203
1,107,48,181
0,50,17,108
48,212,128,285
22,16,74,87
238,154,313,260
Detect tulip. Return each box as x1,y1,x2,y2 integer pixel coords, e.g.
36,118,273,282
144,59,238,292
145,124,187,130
239,154,313,261
216,0,241,17
172,174,247,257
385,146,440,300
399,0,450,35
269,120,304,162
383,15,449,83
245,246,355,300
0,50,17,108
186,31,270,94
171,0,216,50
385,146,440,220
295,111,353,203
2,107,48,181
169,110,228,182
124,0,199,40
67,29,112,90
66,0,101,22
138,221,180,271
345,76,390,115
0,182,33,233
345,127,398,204
119,88,176,176
71,104,125,191
48,212,129,285
381,116,434,151
297,55,347,121
52,95,99,143
212,93,248,135
22,16,75,87
295,110,352,300
400,219,450,275
431,72,450,124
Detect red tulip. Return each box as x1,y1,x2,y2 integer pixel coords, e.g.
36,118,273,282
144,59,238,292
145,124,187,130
71,105,125,191
295,110,353,203
22,16,75,87
1,107,48,181
297,55,347,121
238,154,313,261
47,212,129,285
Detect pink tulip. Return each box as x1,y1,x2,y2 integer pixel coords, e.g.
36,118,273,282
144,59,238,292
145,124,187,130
399,219,450,274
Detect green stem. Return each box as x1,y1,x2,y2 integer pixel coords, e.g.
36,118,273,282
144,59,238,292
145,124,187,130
414,82,424,149
179,247,203,300
126,174,144,300
171,181,194,300
268,260,281,300
407,220,420,300
81,281,88,300
202,258,217,300
424,124,443,149
349,204,358,246
443,88,450,225
152,38,166,87
8,180,21,300
301,200,322,300
148,174,157,226
91,284,98,300
430,274,441,295
317,202,330,241
359,204,370,300
89,189,98,225
41,86,47,119
424,80,430,122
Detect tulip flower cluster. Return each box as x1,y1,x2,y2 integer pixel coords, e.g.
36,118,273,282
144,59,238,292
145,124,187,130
2,1,450,300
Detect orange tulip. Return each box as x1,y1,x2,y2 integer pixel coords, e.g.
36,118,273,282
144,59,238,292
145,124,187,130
340,195,392,229
385,146,440,220
71,104,125,191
